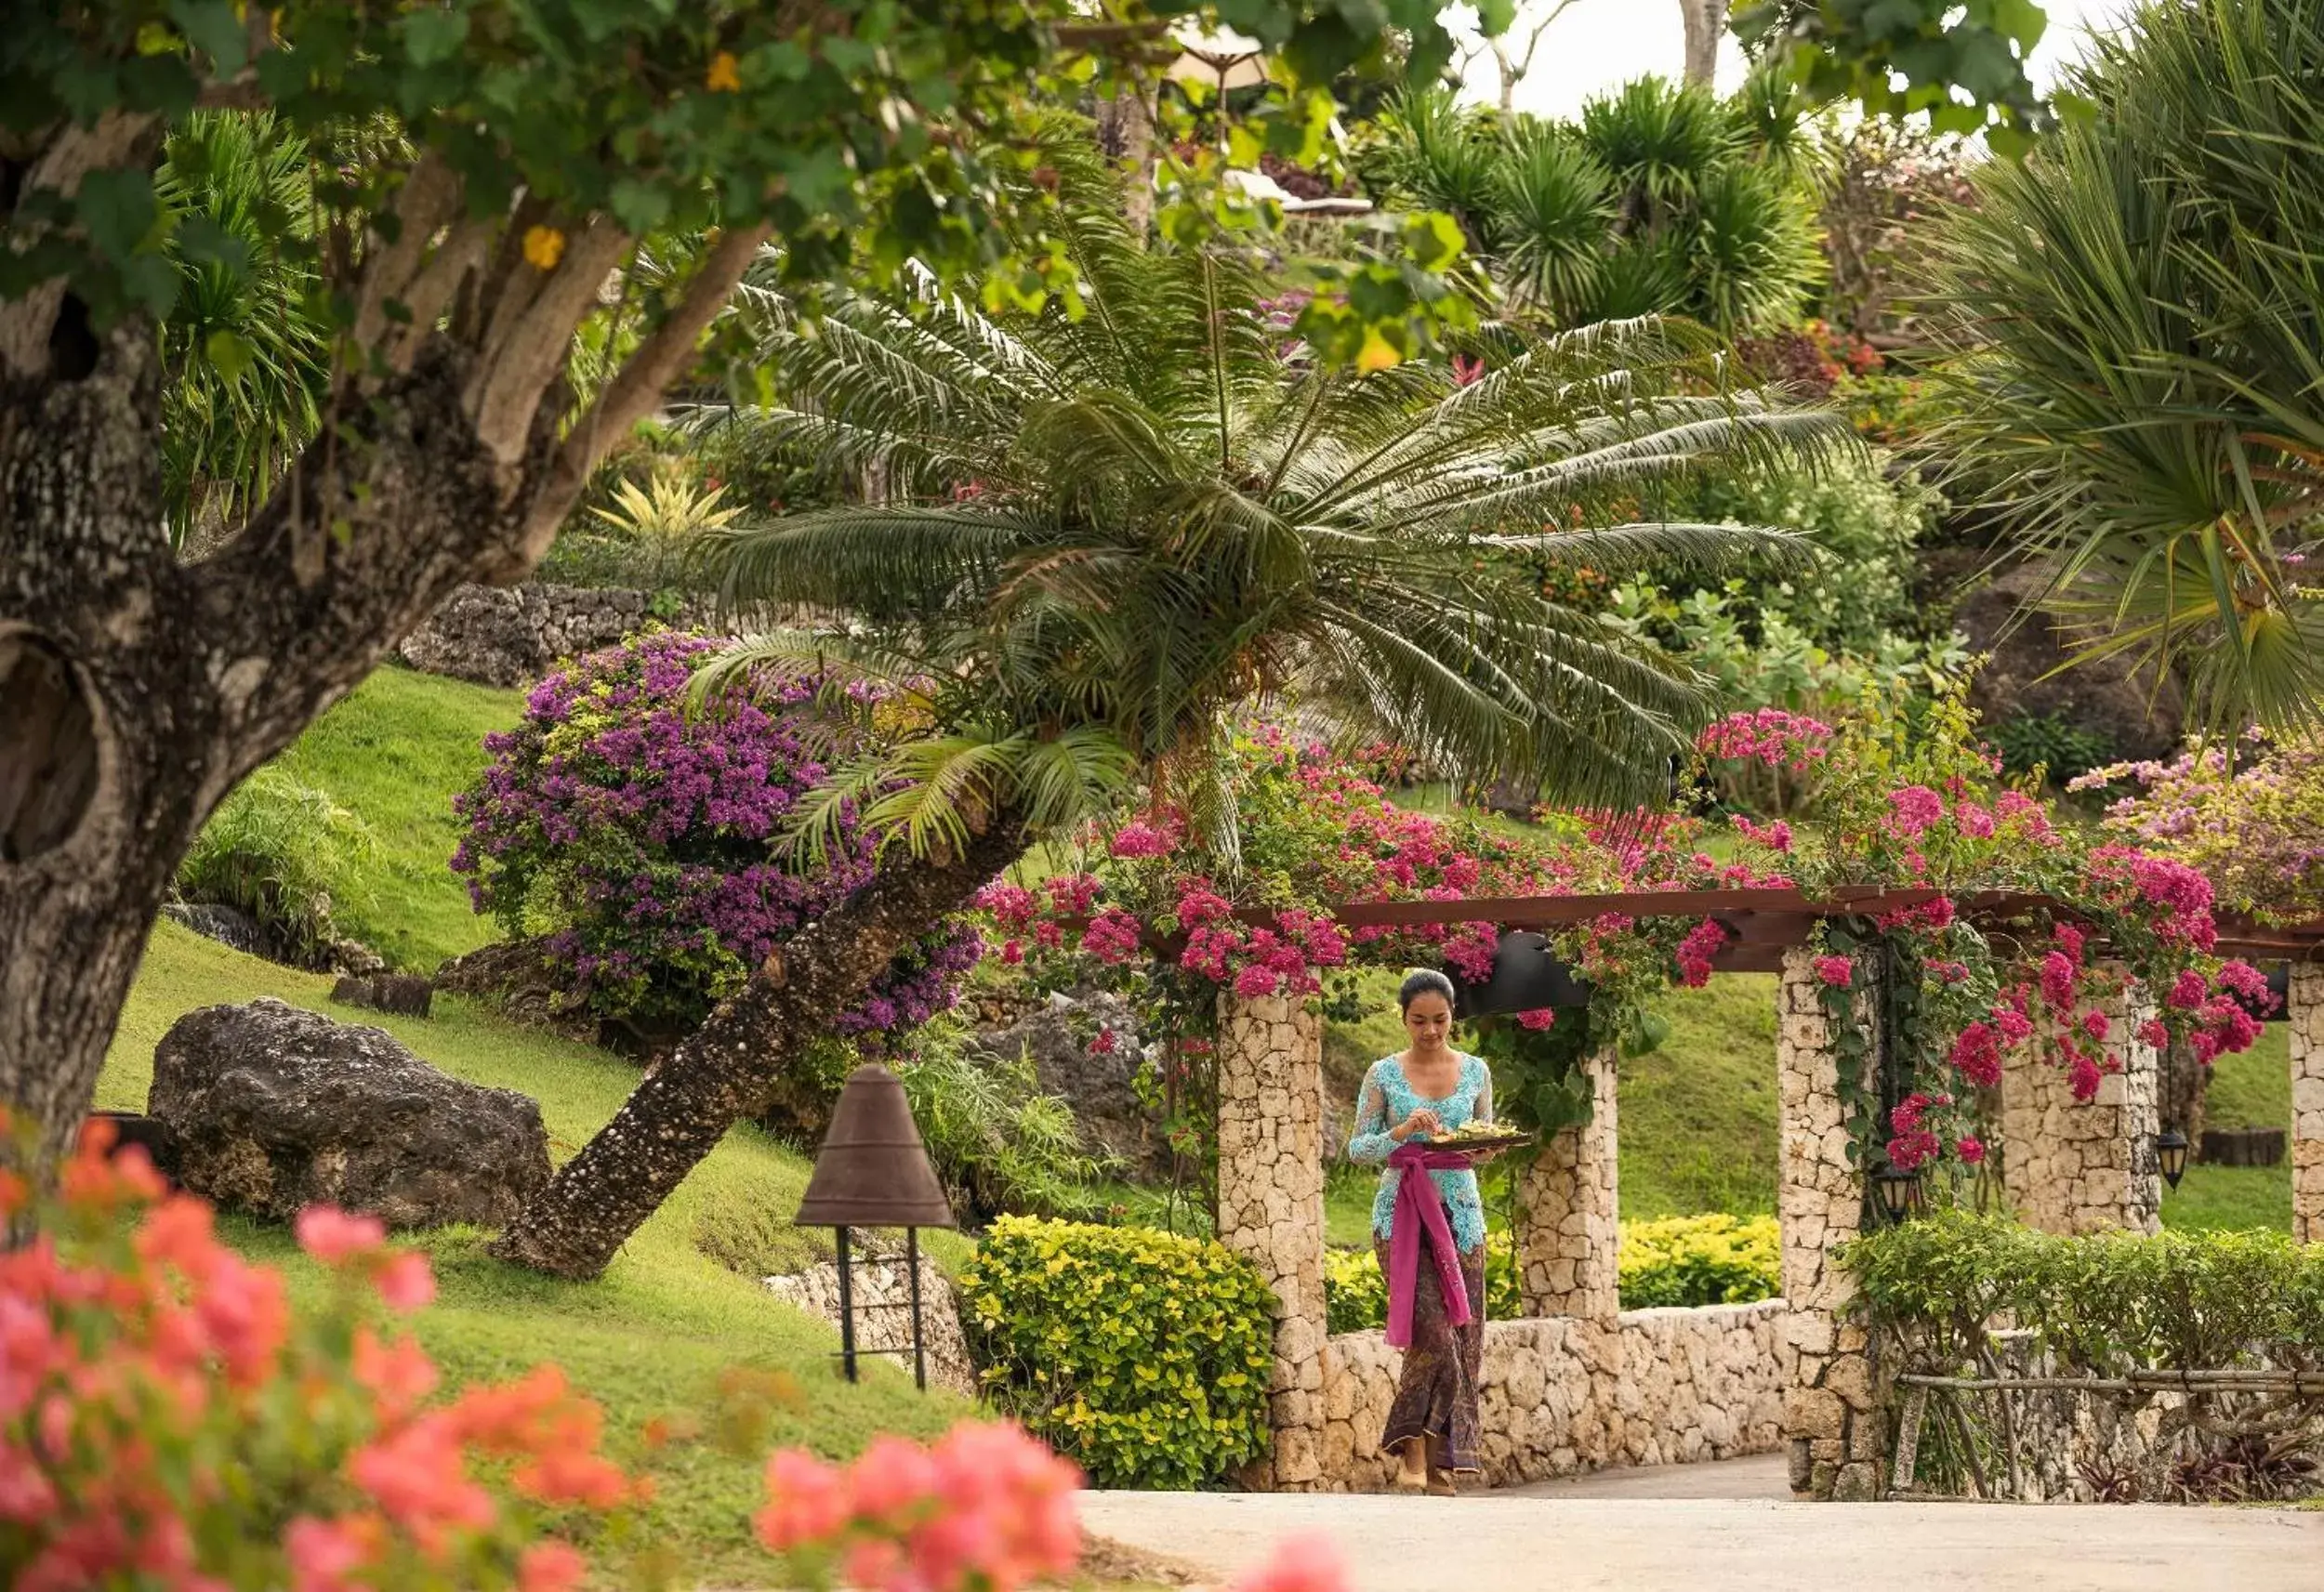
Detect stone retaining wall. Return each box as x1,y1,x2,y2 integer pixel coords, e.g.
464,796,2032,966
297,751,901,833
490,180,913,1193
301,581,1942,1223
1319,1301,1801,1490
397,582,714,686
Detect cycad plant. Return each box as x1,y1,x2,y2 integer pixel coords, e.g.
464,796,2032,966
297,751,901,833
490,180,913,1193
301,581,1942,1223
1364,75,1822,331
487,156,1843,1279
1927,0,2324,733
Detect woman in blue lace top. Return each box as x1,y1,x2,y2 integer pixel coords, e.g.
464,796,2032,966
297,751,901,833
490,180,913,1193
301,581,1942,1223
1346,969,1496,1494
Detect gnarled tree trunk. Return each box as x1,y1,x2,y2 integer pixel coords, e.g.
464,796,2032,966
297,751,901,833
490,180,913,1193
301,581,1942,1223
489,817,1026,1281
0,320,545,1172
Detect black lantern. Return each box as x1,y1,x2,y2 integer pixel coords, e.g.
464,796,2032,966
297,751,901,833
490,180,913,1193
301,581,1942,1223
794,1063,957,1388
1873,1164,1923,1225
1448,929,1593,1020
2158,1128,2191,1190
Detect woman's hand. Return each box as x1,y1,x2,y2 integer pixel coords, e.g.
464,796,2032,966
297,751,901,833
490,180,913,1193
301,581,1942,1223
1391,1108,1442,1142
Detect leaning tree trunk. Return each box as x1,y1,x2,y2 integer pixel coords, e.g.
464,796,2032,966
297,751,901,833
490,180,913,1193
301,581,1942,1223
1679,0,1727,86
488,817,1028,1281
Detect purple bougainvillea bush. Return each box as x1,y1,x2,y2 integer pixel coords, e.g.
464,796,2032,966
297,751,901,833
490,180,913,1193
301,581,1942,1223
451,631,979,1041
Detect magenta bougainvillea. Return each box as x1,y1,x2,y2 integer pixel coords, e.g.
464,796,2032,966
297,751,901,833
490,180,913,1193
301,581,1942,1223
451,632,977,1038
1705,693,2268,1178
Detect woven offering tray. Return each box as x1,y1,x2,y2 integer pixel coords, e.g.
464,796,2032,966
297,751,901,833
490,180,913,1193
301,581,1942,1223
1426,1128,1532,1156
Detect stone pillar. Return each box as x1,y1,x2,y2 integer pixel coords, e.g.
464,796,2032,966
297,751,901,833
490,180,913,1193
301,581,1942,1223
1517,1046,1619,1321
1216,991,1327,1491
1775,949,1884,1501
2291,967,2324,1244
1999,967,2161,1236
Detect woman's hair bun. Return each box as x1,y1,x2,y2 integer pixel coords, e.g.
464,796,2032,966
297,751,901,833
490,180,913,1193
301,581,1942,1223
1397,968,1457,1012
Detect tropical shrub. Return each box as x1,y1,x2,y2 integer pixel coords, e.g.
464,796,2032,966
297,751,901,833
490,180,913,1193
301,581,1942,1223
1617,1215,1782,1309
452,631,979,1042
0,1116,641,1592
1987,711,2119,787
1663,448,1941,656
1360,75,1824,331
957,1217,1276,1489
155,110,328,550
1924,0,2324,733
897,1026,1110,1223
2072,736,2324,925
1848,1210,2324,1373
1320,1215,1780,1331
176,765,379,967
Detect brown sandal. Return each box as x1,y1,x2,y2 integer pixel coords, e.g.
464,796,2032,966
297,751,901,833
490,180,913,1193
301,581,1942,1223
1425,1468,1458,1497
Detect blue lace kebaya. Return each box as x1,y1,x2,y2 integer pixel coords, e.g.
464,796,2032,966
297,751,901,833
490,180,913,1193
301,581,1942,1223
1346,1052,1495,1254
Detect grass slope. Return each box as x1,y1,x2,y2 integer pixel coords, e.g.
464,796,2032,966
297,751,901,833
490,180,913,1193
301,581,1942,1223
266,664,522,972
2162,1022,2293,1233
107,921,970,1584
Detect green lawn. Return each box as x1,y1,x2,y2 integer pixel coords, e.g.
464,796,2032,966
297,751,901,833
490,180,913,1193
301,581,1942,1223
107,920,971,1585
265,664,522,972
2160,1022,2294,1233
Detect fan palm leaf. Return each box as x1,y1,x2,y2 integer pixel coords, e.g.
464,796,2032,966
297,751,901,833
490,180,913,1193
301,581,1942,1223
688,164,1841,854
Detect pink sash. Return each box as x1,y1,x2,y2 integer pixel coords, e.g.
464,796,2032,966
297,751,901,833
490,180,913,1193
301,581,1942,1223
1384,1142,1474,1348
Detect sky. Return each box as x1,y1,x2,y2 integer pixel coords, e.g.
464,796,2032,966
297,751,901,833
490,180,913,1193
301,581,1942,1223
1445,0,2143,118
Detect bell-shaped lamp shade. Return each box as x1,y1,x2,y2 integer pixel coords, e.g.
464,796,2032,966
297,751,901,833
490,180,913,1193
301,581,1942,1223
1873,1165,1921,1224
794,1064,957,1230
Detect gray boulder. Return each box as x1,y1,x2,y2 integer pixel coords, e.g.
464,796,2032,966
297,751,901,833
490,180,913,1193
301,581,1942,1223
961,991,1162,1175
331,972,434,1018
148,998,549,1229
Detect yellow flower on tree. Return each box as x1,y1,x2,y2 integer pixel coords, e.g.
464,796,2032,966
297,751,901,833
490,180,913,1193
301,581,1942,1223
706,50,741,92
522,225,565,271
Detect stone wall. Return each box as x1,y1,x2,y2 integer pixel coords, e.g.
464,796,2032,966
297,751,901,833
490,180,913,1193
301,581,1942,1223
1515,1047,1619,1321
1215,992,1328,1491
2293,967,2324,1245
763,1252,977,1397
2000,967,2161,1236
397,582,715,687
1774,948,1887,1500
1320,1302,1801,1490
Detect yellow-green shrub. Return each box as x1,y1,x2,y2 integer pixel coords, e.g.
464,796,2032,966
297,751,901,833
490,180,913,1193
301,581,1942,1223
956,1217,1275,1489
1321,1214,1782,1331
1617,1214,1781,1309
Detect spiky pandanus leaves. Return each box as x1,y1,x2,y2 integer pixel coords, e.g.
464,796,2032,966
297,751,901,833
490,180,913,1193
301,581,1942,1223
690,192,1843,862
1927,0,2324,733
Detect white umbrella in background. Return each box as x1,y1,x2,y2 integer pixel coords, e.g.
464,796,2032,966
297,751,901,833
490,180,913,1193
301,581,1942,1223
1167,28,1269,97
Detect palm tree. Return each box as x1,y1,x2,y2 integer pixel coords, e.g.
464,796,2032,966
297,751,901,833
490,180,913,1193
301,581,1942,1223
487,155,1842,1279
1926,0,2324,735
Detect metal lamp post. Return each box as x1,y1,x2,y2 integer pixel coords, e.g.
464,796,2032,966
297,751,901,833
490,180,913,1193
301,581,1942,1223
793,1062,957,1389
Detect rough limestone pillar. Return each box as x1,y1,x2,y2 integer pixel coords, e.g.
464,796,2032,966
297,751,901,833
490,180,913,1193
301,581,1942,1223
1775,949,1884,1501
2292,967,2324,1244
1517,1046,1619,1322
1216,991,1327,1491
1999,966,2161,1236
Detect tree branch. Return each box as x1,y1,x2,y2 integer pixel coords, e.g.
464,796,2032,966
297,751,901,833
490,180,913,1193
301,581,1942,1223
386,218,494,371
0,111,161,382
519,222,772,559
467,216,629,466
350,153,462,352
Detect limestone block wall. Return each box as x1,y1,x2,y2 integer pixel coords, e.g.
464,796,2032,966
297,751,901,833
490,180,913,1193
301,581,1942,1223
2000,968,2161,1236
1319,1302,1800,1490
763,1254,977,1397
1216,992,1328,1491
1516,1047,1619,1321
1775,948,1886,1500
2293,967,2324,1245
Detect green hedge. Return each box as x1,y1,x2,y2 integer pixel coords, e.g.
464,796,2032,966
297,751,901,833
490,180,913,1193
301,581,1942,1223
1322,1214,1782,1332
1845,1210,2324,1373
956,1217,1274,1489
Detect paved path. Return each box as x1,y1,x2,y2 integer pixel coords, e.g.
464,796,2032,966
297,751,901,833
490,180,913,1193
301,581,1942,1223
1076,1490,2324,1592
1496,1450,1789,1499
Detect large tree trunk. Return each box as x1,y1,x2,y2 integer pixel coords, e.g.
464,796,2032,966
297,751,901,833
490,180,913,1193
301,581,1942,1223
1679,0,1727,86
487,817,1026,1281
0,322,550,1172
